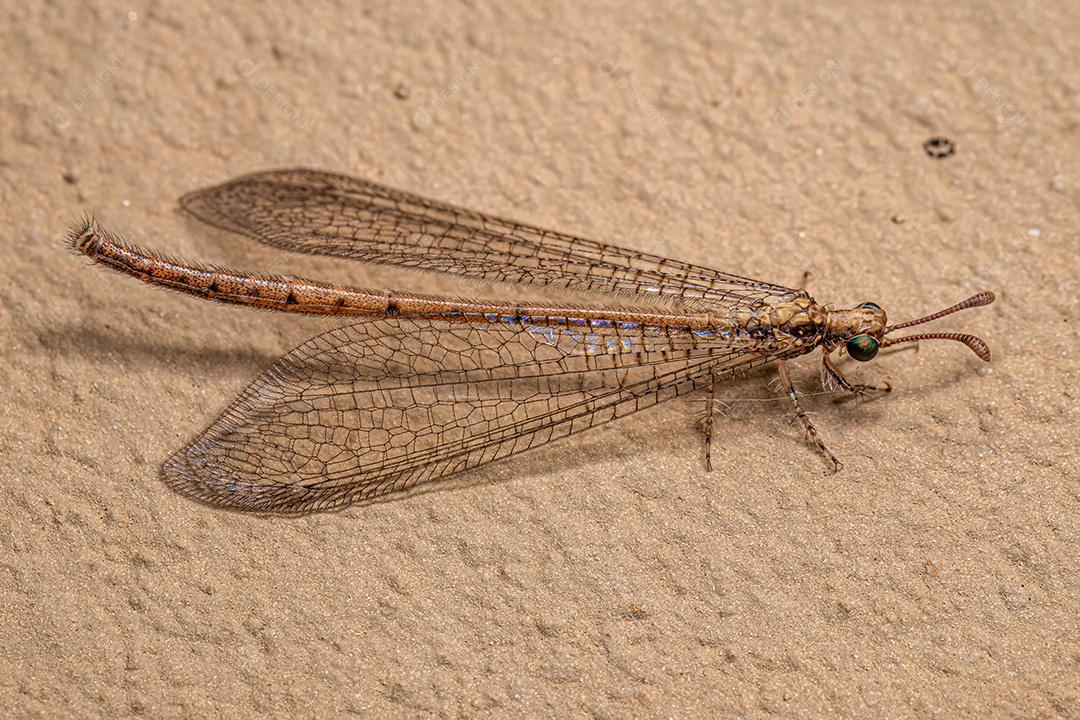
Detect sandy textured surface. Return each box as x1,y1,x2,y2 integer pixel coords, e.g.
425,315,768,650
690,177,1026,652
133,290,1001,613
2,1,1078,717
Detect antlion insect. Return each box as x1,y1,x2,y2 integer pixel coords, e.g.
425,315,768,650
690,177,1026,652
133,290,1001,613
70,169,994,513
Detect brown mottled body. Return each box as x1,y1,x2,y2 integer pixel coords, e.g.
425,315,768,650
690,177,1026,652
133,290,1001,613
73,223,712,331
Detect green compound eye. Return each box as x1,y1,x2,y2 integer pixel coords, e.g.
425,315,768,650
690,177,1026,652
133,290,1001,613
847,335,879,362
859,302,882,311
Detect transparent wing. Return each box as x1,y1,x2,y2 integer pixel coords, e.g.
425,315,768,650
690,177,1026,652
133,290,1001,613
179,168,798,310
163,318,788,513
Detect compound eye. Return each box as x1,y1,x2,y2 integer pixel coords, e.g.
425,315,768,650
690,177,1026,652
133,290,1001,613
846,335,879,362
859,302,882,311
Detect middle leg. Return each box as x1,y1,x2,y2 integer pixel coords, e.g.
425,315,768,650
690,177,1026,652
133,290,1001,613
778,359,841,471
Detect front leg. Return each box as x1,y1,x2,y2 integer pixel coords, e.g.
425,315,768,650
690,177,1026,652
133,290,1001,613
822,351,892,395
778,359,841,472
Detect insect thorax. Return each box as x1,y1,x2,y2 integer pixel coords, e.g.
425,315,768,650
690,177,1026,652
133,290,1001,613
727,295,829,349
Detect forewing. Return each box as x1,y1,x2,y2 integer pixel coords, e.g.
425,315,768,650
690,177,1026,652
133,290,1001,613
163,318,782,513
179,168,797,310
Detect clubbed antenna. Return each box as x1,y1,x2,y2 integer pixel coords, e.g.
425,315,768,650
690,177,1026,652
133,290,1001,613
879,292,995,361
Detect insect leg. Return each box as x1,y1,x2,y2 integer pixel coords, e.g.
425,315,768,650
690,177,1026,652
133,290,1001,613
778,359,842,472
821,351,892,395
704,375,715,471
